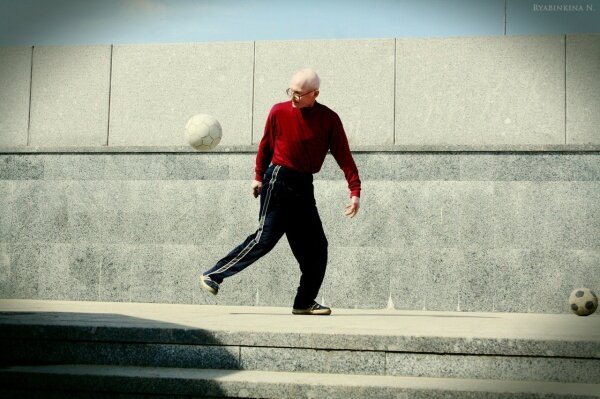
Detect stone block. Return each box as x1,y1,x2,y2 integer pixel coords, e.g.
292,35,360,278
457,182,496,250
459,153,600,181
321,246,393,309
162,244,209,305
103,154,168,180
567,34,600,144
160,180,246,247
6,180,73,243
3,339,240,370
252,237,301,307
43,154,108,180
240,347,385,375
460,250,501,312
0,181,11,241
0,46,31,146
254,39,394,145
226,153,256,180
0,155,44,180
386,352,600,383
493,181,600,250
29,46,111,146
109,42,253,147
385,153,461,181
387,182,462,249
97,245,151,303
396,36,565,145
0,242,42,299
164,153,229,180
492,248,600,313
128,244,164,303
390,247,464,311
316,180,399,248
520,249,597,314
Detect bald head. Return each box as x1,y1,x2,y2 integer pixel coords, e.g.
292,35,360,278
289,68,320,92
288,68,320,108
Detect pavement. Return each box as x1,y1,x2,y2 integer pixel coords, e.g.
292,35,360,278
0,299,598,349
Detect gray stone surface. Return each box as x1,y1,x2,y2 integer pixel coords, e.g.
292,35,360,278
240,347,385,375
2,339,239,369
3,365,600,399
29,46,111,146
459,153,600,181
2,35,599,151
493,181,600,250
251,238,302,308
0,182,10,242
0,154,44,180
411,248,463,312
0,46,31,147
386,352,600,383
2,144,600,153
567,34,600,144
254,38,394,145
0,242,41,299
109,42,253,147
321,246,393,309
396,36,565,145
1,300,599,358
1,152,599,312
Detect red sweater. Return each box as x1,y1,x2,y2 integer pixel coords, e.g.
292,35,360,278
255,101,361,198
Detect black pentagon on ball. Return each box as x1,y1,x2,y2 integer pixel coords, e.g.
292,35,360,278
585,301,594,310
576,290,584,298
571,303,579,311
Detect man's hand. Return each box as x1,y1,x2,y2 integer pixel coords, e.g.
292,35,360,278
251,180,262,198
345,196,360,218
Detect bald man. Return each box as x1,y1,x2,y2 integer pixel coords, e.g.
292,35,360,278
200,69,361,315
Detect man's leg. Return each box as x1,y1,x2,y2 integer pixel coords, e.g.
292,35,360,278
202,165,285,285
286,201,328,309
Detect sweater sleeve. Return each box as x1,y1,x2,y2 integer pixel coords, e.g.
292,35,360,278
329,114,361,198
254,107,276,182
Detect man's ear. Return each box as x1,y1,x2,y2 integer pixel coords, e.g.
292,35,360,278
314,90,320,98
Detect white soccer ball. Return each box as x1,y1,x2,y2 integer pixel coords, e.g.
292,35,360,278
185,114,222,151
568,288,598,316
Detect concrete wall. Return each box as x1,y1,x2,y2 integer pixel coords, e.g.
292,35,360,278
0,47,31,146
0,34,599,313
0,152,598,313
0,34,598,147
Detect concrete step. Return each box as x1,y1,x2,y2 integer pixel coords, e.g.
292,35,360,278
1,364,599,399
1,300,599,385
2,337,600,384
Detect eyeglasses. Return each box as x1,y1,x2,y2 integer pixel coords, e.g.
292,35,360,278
286,88,317,100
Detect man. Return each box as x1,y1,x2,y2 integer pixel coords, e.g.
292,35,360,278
200,68,361,315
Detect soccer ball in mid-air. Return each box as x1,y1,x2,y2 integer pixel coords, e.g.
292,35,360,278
568,288,598,316
185,114,222,151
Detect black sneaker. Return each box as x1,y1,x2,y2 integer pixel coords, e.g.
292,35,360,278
200,275,219,295
292,302,331,315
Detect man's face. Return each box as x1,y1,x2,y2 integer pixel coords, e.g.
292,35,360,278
288,76,318,109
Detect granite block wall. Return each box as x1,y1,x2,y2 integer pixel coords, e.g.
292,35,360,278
0,34,598,312
567,35,600,144
395,36,565,145
0,46,31,147
0,34,598,147
108,42,254,147
0,152,598,313
29,46,112,146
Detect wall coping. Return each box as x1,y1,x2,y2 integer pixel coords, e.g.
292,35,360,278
1,145,600,154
